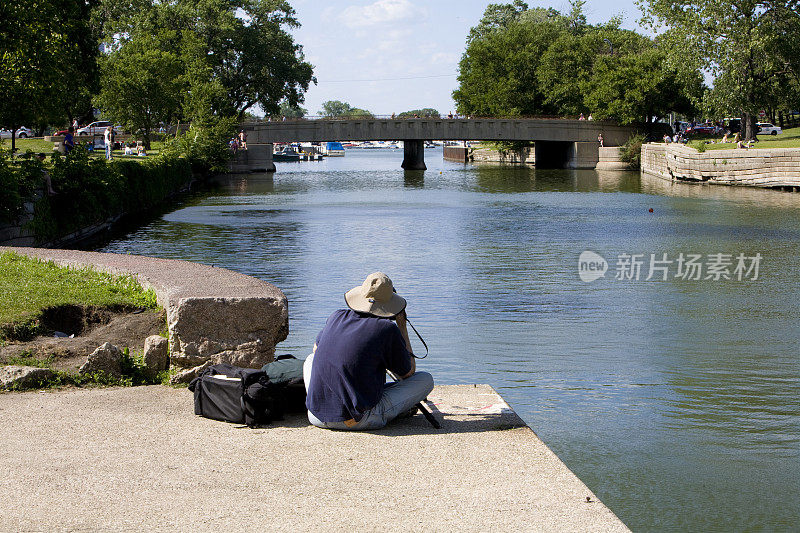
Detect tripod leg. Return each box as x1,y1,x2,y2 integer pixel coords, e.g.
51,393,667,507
417,401,441,429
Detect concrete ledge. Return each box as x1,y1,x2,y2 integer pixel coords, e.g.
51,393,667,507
596,147,629,170
0,384,629,531
0,247,289,379
228,143,275,174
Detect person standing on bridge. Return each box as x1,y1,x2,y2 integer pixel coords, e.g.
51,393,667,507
598,133,604,147
238,130,248,150
579,113,586,121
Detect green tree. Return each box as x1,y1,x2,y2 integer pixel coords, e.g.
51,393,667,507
455,1,702,124
347,108,374,118
585,45,701,125
95,41,184,149
398,109,440,118
466,1,530,43
0,0,100,152
319,100,354,117
453,7,568,116
98,0,315,122
638,0,800,140
278,100,308,118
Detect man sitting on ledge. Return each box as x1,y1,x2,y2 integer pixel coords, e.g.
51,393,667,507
303,272,434,430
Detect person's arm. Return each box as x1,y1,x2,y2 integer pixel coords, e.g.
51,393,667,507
394,310,415,379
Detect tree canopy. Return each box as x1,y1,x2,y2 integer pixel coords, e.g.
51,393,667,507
0,0,100,150
638,0,800,139
453,1,703,125
398,109,440,118
278,100,308,119
95,0,315,134
318,101,373,118
95,40,184,148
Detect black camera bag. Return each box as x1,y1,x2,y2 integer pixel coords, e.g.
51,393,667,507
188,363,285,426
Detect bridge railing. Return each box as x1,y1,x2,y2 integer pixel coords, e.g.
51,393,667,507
248,114,609,123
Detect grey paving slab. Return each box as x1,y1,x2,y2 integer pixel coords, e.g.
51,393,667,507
0,384,628,532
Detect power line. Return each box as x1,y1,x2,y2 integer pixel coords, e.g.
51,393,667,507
317,73,458,83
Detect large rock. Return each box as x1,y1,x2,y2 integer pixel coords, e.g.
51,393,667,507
171,360,213,384
168,296,288,372
0,366,56,390
143,335,169,379
80,342,123,377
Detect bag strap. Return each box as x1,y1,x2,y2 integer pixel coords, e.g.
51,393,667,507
406,317,428,359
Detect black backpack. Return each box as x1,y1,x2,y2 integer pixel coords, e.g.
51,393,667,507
262,354,307,415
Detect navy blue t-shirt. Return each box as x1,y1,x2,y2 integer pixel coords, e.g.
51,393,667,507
307,309,412,423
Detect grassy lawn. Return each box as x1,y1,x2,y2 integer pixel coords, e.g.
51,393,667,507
690,126,800,151
0,251,158,334
1,138,165,160
1,138,54,154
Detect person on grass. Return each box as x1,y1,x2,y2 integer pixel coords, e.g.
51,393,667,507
304,272,434,430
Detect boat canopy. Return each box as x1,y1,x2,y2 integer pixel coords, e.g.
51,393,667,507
326,142,344,150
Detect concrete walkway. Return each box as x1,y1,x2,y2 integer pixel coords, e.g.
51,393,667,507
0,384,628,532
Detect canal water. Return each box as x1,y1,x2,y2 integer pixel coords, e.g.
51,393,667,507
99,149,800,531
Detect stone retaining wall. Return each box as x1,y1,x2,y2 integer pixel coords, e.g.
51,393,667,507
0,199,37,247
468,145,626,170
471,146,535,165
1,247,289,382
642,143,800,188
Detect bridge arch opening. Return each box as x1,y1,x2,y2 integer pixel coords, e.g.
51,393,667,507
534,141,572,169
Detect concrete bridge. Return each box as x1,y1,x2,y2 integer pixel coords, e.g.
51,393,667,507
231,118,636,172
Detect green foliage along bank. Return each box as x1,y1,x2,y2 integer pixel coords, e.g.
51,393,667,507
0,139,206,244
639,0,800,141
28,148,194,242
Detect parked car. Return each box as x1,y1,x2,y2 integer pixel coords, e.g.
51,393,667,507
76,121,122,136
723,118,741,134
686,122,719,135
757,122,782,135
0,127,33,139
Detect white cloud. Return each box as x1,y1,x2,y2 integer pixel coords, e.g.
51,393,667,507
341,0,423,28
429,52,459,66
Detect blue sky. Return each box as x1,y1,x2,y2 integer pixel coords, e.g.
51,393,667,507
290,0,643,116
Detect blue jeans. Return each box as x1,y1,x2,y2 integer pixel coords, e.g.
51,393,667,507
105,144,112,160
303,352,434,430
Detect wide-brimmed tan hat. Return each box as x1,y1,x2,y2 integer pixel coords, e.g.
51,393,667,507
344,272,406,318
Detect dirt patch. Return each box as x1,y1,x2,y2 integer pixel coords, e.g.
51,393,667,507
1,306,166,373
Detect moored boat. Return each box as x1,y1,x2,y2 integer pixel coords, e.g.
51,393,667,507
323,141,345,156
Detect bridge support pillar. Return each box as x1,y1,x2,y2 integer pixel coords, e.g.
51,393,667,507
227,143,275,173
401,140,426,170
568,142,600,169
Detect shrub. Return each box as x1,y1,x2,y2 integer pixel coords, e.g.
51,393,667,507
620,133,646,170
160,118,235,175
30,148,193,242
